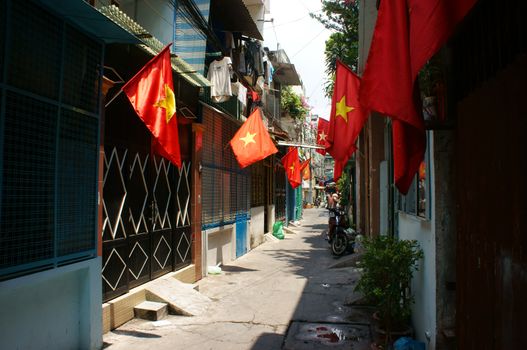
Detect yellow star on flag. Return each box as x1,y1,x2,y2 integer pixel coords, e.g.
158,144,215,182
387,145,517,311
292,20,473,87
335,95,354,123
318,130,327,142
240,131,257,147
154,84,176,123
289,164,295,175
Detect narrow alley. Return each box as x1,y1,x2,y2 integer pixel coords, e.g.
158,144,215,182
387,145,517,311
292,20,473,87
102,208,371,350
1,1,525,349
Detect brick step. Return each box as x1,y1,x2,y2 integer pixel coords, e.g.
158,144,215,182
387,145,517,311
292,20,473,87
133,301,168,321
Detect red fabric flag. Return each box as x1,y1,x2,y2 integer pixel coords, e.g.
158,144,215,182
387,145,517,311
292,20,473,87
333,159,347,182
359,0,476,193
300,158,311,181
122,44,181,168
409,0,478,77
326,61,367,167
315,118,330,155
230,109,278,168
302,165,311,181
281,147,301,189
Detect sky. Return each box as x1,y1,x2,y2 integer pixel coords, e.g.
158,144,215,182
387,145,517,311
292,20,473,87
263,0,332,120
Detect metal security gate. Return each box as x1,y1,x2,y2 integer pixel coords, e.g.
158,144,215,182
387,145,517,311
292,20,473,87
101,109,192,301
275,157,286,222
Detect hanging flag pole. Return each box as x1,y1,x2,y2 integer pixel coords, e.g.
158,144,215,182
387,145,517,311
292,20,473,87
277,141,325,150
104,89,123,108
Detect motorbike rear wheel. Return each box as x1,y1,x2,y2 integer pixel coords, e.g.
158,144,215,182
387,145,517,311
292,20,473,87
331,230,348,256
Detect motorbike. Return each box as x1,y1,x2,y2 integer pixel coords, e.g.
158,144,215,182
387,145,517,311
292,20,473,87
327,207,357,256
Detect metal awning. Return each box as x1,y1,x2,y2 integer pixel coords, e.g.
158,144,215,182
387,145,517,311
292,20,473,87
210,0,263,40
273,62,302,86
35,0,141,44
99,5,211,88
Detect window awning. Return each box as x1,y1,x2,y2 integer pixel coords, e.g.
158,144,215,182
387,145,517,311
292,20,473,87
35,0,141,44
272,63,302,86
99,5,211,88
210,0,263,40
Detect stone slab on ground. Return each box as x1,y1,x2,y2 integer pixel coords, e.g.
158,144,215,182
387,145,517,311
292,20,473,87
283,226,298,234
283,321,371,350
133,301,168,321
145,277,211,316
264,232,281,242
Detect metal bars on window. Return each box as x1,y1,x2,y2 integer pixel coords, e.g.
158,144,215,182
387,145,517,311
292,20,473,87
0,0,102,280
201,107,249,229
398,132,431,219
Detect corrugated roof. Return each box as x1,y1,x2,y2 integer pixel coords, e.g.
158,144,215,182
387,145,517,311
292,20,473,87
99,5,210,87
35,0,141,44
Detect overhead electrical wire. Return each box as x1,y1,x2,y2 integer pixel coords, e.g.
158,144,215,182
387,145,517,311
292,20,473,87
291,28,327,58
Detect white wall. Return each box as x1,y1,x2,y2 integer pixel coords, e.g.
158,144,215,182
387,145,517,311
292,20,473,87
250,206,265,249
266,204,275,234
205,225,236,269
0,258,102,350
398,213,436,349
398,133,437,349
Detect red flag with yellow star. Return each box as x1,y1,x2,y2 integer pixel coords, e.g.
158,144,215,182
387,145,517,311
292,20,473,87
230,108,278,168
122,44,181,168
326,61,367,165
359,0,476,194
281,147,301,189
316,118,330,155
300,158,311,181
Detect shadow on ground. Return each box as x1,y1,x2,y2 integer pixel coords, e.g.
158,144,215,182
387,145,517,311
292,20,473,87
221,265,259,273
251,208,371,349
111,330,162,338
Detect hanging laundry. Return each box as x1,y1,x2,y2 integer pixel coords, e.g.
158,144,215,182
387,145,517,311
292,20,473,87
231,82,247,107
207,56,233,103
245,40,264,76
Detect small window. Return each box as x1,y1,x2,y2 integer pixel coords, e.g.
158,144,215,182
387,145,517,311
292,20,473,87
398,133,431,219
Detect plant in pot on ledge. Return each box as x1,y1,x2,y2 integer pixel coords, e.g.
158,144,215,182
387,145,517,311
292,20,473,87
355,235,423,349
418,54,446,123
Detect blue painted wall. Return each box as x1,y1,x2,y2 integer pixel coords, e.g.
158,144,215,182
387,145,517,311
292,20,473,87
236,213,248,257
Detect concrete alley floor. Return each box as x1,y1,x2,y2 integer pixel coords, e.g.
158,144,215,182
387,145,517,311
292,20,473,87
103,208,372,350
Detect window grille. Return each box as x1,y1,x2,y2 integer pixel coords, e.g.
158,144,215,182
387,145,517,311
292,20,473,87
0,0,5,83
451,0,526,104
250,162,265,207
0,0,102,280
201,107,249,229
274,150,286,221
398,133,431,219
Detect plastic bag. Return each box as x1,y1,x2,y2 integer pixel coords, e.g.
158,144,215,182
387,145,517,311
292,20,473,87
272,221,284,240
393,337,425,350
207,265,222,275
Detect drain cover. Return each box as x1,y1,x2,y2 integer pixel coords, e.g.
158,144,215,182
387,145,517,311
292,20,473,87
283,322,371,350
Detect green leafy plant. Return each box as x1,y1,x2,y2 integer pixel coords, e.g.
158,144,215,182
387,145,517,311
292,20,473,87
280,86,309,120
417,54,443,97
311,0,359,97
355,235,423,342
336,161,351,207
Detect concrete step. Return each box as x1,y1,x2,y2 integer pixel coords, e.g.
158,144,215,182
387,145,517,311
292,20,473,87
134,301,168,321
145,277,212,316
283,226,297,234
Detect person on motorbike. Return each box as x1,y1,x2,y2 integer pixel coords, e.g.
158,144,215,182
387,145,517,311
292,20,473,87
326,190,340,241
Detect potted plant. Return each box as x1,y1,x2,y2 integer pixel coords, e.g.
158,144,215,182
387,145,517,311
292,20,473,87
355,235,423,348
418,54,445,122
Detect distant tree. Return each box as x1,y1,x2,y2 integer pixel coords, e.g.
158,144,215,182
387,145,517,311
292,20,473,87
311,0,359,97
281,86,309,120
